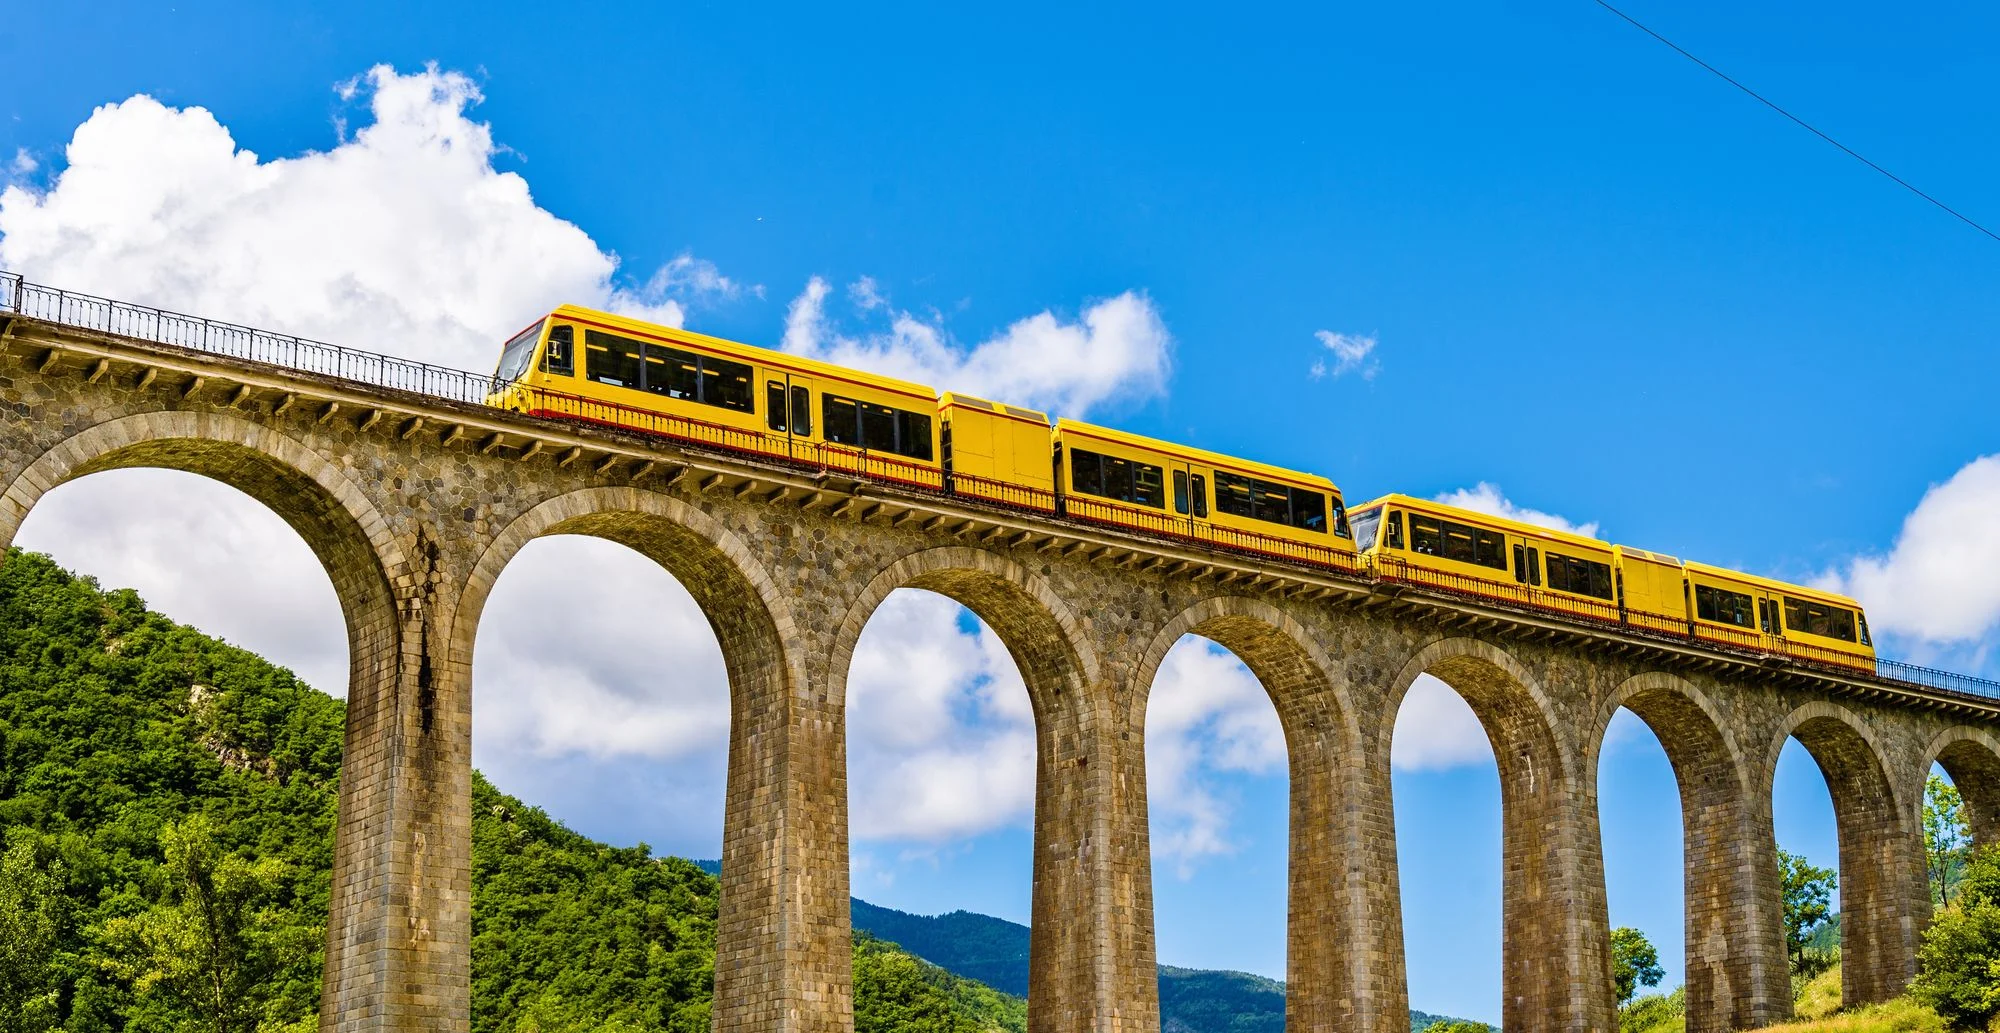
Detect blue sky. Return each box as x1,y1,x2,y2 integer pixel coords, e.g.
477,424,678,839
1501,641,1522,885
4,2,1998,1024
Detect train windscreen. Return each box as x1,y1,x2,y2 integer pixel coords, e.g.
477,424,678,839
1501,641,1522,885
493,320,545,386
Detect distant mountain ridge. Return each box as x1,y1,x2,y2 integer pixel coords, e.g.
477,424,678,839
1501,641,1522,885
687,880,1489,1033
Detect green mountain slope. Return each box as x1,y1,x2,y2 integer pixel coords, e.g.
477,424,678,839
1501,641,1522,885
0,548,1021,1033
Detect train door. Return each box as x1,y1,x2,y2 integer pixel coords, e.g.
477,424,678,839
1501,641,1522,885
1510,539,1542,599
1756,591,1787,650
1169,461,1208,539
763,371,815,461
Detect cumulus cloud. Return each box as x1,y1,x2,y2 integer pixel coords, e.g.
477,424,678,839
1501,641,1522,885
1824,454,2000,644
781,275,1172,417
845,590,1037,842
1145,637,1286,876
1392,674,1495,771
1434,482,1601,539
0,63,1185,860
474,535,731,760
0,64,696,373
13,470,348,693
1309,329,1378,380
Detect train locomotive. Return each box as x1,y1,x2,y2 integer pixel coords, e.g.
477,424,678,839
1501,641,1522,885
487,304,1875,675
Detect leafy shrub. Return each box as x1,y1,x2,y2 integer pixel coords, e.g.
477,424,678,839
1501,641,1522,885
1911,845,2000,1030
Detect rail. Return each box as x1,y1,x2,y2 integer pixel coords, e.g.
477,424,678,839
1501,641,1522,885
4,270,1998,704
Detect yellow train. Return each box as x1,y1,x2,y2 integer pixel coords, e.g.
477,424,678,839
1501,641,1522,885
487,304,1873,674
1349,494,1875,671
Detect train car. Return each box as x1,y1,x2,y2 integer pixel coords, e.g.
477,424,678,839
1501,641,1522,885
1348,494,1625,625
1683,561,1875,672
1051,419,1355,568
939,393,1057,512
486,305,947,488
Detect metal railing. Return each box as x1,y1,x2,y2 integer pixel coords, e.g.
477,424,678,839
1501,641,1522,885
6,269,1999,703
0,273,495,404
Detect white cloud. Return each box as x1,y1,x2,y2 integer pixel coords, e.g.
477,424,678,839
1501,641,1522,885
1824,454,2000,644
6,149,35,178
1310,329,1378,380
0,64,1184,868
0,64,690,374
473,535,731,760
1434,482,1601,539
781,275,1172,417
845,590,1037,842
1145,637,1285,876
12,469,348,694
1392,674,1495,771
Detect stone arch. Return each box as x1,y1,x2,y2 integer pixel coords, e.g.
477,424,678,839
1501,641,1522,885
1766,701,1924,1008
1130,595,1368,1031
1378,636,1611,1031
827,545,1096,719
0,410,407,642
1920,726,2000,849
1590,673,1780,1032
451,486,814,1033
449,485,796,687
1131,595,1354,749
830,546,1105,1029
0,410,417,1030
1379,637,1575,784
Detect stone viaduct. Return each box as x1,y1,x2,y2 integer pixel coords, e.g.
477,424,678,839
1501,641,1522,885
3,279,1999,1033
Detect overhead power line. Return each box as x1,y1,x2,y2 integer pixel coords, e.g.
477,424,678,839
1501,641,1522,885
1591,0,2000,244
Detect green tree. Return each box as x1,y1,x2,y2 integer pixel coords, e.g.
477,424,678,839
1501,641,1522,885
1421,1022,1490,1033
97,815,318,1033
0,830,63,1033
1911,842,2000,1028
1925,772,1971,909
1778,848,1837,973
1609,926,1664,1006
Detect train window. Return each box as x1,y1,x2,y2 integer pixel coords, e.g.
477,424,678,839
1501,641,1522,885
584,330,645,390
704,356,755,413
766,383,787,431
1331,501,1350,539
1214,473,1330,533
1351,509,1381,551
1293,491,1329,534
664,350,702,400
1695,585,1754,627
821,394,931,459
1783,597,1856,642
1214,474,1254,518
1545,553,1614,599
1068,448,1166,509
494,320,545,386
1191,475,1208,517
1759,598,1778,635
1173,471,1190,515
541,325,574,376
1410,514,1506,569
1513,544,1528,584
1526,547,1541,586
860,402,898,452
823,396,860,446
898,411,934,461
1859,614,1872,647
1386,511,1404,550
791,386,811,436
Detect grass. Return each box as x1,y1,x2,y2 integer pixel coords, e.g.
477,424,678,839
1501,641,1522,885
1747,966,1949,1033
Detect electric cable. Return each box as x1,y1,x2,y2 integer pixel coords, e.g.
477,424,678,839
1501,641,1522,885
1591,0,2000,244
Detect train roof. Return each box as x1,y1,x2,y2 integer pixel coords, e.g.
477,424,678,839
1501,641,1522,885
1053,418,1340,494
549,303,942,402
940,392,1050,425
1350,493,1612,552
1682,560,1866,610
